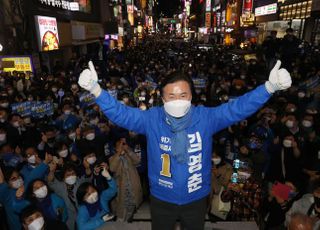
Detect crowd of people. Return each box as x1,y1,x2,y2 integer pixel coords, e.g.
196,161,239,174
0,32,320,230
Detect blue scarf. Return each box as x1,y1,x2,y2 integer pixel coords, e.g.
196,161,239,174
85,199,102,217
165,107,193,164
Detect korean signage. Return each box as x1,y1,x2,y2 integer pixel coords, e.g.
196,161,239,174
255,3,277,17
11,101,54,118
242,0,253,15
37,0,91,13
0,56,34,74
35,16,59,51
206,0,211,12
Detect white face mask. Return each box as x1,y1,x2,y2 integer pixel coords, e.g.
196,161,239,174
11,177,24,189
86,191,98,204
87,156,97,165
90,118,99,125
12,121,20,128
34,185,48,199
64,110,71,115
28,217,45,230
302,120,312,128
0,102,9,108
0,133,6,141
283,139,292,148
68,132,76,140
164,100,191,118
58,149,68,158
28,155,36,164
285,120,294,128
85,133,95,141
238,171,251,179
212,157,221,165
139,106,147,111
298,92,305,98
65,175,77,185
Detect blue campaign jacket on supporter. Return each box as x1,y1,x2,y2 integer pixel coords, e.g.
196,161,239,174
20,163,48,181
95,85,271,205
76,178,117,230
0,163,48,230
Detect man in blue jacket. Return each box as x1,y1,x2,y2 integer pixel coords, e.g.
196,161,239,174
78,60,291,230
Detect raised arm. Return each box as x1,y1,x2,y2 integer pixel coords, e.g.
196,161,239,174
78,61,147,134
208,60,291,133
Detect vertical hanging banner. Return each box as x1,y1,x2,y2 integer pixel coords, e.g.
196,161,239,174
206,0,211,12
242,0,253,15
205,12,211,28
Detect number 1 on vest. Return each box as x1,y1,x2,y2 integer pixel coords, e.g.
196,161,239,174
160,153,171,177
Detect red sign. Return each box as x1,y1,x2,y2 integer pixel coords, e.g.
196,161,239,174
242,0,253,15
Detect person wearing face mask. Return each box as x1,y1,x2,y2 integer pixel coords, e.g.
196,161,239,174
54,103,81,132
48,163,92,230
209,152,233,219
7,113,24,146
0,154,50,230
76,165,117,230
25,179,68,224
37,126,57,152
21,205,68,230
76,125,109,164
267,134,302,186
78,60,292,229
21,147,50,181
109,137,143,222
286,179,320,229
0,142,24,168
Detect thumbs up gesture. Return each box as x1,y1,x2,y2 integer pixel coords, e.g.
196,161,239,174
78,61,102,97
265,60,292,94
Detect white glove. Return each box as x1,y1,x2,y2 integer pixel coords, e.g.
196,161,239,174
78,61,102,97
102,213,114,222
265,60,292,94
102,168,112,180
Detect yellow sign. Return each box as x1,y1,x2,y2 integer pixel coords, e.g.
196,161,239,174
1,56,33,73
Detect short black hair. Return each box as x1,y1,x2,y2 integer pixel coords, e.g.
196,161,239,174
62,163,78,178
160,71,194,96
76,182,97,205
20,205,42,224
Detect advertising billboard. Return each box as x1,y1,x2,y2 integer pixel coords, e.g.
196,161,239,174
0,56,34,74
35,16,60,52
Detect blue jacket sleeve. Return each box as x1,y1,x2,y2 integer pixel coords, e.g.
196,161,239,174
24,163,48,188
51,194,68,223
12,196,30,213
0,183,10,204
77,206,104,230
207,84,272,134
95,90,147,134
100,178,117,212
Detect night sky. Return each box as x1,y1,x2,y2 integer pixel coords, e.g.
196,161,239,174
157,0,181,17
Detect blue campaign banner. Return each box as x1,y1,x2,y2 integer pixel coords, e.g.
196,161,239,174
11,102,32,117
31,101,54,118
192,78,207,88
79,92,96,108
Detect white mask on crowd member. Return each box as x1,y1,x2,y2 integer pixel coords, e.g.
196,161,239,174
164,100,191,118
90,118,99,125
68,132,76,140
34,185,48,199
86,156,97,165
27,217,45,230
65,175,77,185
238,171,251,179
302,120,312,128
283,139,293,148
28,155,36,164
86,192,98,204
0,133,6,141
12,121,20,128
58,149,68,158
64,110,71,115
11,177,24,189
85,133,95,141
285,120,294,128
212,157,222,165
0,102,9,108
